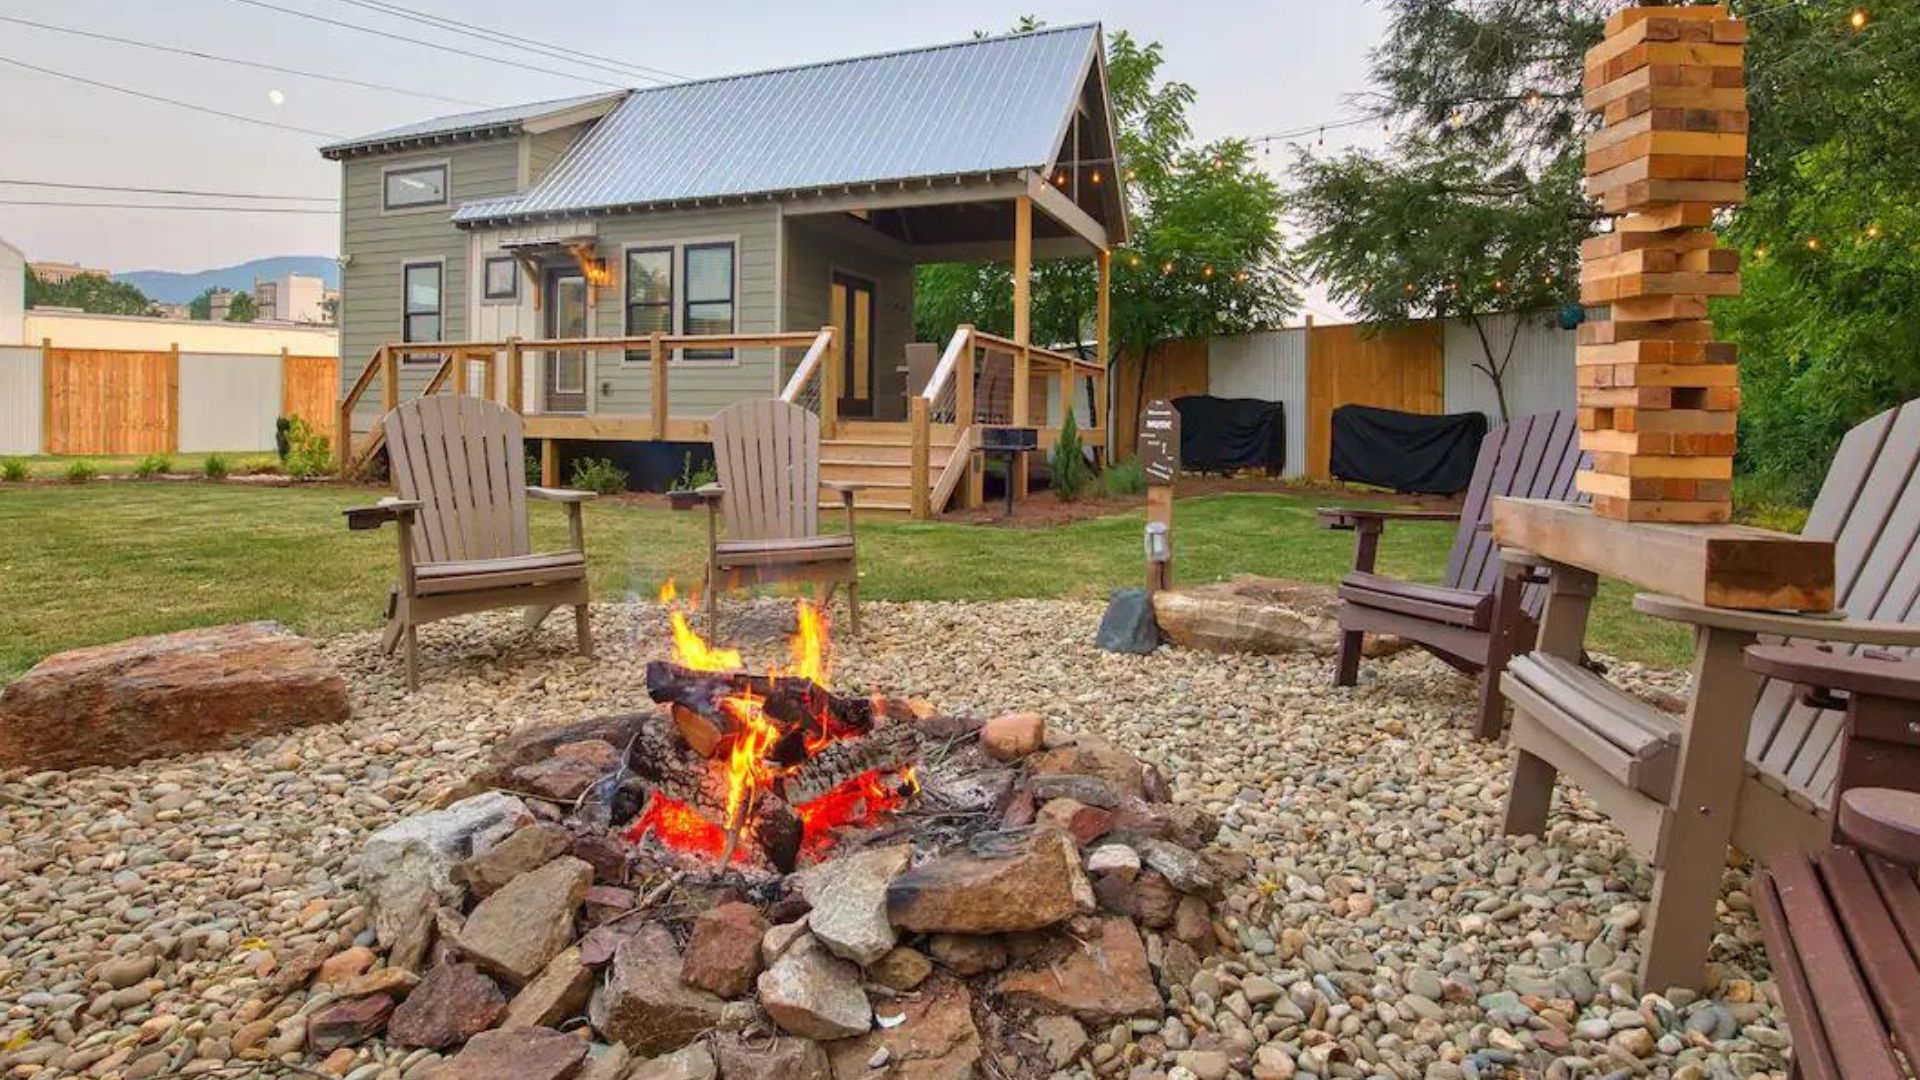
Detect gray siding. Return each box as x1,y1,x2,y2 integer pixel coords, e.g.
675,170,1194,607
1208,330,1309,478
527,125,587,186
584,204,783,421
783,215,917,420
338,138,520,425
1442,311,1576,423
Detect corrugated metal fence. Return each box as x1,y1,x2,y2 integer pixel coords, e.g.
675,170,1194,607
0,344,338,457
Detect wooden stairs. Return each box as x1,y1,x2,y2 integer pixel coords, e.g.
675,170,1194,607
820,420,964,515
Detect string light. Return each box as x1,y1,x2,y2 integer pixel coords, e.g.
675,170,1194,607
1054,170,1068,186
1089,168,1103,185
1850,7,1869,30
1807,237,1822,250
1161,261,1174,275
1202,265,1215,279
1866,223,1883,239
1754,245,1769,258
1125,169,1137,182
1524,88,1543,108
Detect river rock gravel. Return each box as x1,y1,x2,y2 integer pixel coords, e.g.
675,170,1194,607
0,599,1786,1080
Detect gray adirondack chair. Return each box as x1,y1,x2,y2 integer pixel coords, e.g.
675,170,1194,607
345,395,594,689
700,399,863,635
1501,397,1920,990
1320,409,1589,737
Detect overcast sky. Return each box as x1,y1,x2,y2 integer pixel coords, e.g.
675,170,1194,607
0,0,1391,320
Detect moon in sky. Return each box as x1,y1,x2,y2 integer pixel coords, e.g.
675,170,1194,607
268,89,286,106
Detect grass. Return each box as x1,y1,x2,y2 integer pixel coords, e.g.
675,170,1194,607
0,483,1690,681
3,452,281,480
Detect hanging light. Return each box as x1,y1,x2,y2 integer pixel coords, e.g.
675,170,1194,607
1054,170,1069,186
1754,245,1769,259
1807,237,1822,250
1524,88,1543,108
1090,168,1103,185
1850,7,1869,30
1203,265,1215,279
1161,261,1174,275
1233,271,1249,283
1866,223,1883,239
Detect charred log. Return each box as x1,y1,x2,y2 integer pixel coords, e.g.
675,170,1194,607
644,661,875,755
780,722,922,806
754,795,803,874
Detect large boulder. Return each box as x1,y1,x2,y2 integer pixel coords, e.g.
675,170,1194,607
456,856,593,987
997,918,1162,1023
792,844,910,967
886,829,1082,935
589,924,726,1056
0,622,349,770
360,792,533,947
1151,575,1408,656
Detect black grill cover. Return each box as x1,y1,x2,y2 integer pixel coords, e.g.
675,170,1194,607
1330,404,1488,494
1171,396,1286,475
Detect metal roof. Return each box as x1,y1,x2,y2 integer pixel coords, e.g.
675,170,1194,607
450,24,1102,224
319,92,627,159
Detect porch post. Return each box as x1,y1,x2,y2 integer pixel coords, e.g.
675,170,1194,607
380,345,398,413
1011,194,1033,500
649,333,668,440
1096,247,1112,465
506,337,524,414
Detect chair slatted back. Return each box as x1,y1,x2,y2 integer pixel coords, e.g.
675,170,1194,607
1749,400,1920,805
1444,409,1589,617
384,395,530,565
710,399,821,542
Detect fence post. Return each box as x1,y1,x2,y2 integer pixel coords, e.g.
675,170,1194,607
167,343,181,454
380,346,398,412
506,337,524,414
910,396,930,520
649,333,667,440
39,337,53,454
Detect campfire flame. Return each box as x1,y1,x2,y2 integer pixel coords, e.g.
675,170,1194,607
630,582,916,866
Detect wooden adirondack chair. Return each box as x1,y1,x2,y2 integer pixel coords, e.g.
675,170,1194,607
700,399,863,636
1319,409,1589,737
345,395,594,690
1500,398,1920,990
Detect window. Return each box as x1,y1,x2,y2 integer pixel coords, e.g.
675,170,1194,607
383,164,447,210
623,246,672,362
402,262,441,359
682,242,735,361
482,256,518,300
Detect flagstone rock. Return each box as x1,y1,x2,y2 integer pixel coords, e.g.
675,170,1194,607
997,918,1162,1023
825,977,981,1080
437,1026,586,1080
1027,736,1147,798
681,902,768,999
457,856,593,987
387,962,506,1050
756,934,871,1040
307,994,395,1054
629,1044,719,1080
0,621,349,771
869,946,933,991
711,1033,831,1080
504,947,595,1029
793,843,909,966
589,924,725,1056
927,934,1007,976
458,822,572,898
886,829,1081,934
361,791,533,947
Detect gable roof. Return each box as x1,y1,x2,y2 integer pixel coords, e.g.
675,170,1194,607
319,92,627,160
449,24,1106,226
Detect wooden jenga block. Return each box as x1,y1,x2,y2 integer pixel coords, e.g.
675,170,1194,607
1585,494,1733,524
1586,452,1733,479
1578,471,1733,502
1581,430,1739,456
1582,230,1721,259
1617,204,1719,231
1579,318,1716,344
1597,179,1746,214
1581,246,1740,277
1578,386,1676,409
1576,340,1737,365
1584,42,1746,93
1610,294,1711,322
1576,362,1738,389
1580,270,1740,304
1587,153,1747,189
1604,5,1728,38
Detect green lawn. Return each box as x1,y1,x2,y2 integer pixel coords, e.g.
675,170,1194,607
3,451,283,479
0,482,1689,680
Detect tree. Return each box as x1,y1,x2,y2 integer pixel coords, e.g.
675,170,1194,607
189,288,218,321
915,29,1296,412
1290,0,1604,420
225,291,258,322
25,270,154,316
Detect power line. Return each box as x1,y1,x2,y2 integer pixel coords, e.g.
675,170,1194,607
0,200,336,214
0,179,333,202
334,0,685,85
0,15,490,106
0,53,343,138
223,0,633,90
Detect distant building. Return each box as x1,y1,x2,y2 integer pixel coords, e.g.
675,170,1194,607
255,273,330,323
27,260,110,285
153,303,192,321
207,288,236,322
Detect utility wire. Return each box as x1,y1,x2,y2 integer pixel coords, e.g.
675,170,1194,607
0,200,336,214
0,179,333,202
334,0,685,84
0,53,343,138
0,15,490,106
223,0,632,90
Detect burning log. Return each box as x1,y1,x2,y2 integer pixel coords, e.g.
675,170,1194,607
781,723,922,806
644,661,875,758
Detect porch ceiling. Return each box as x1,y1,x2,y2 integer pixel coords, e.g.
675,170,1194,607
784,172,1109,262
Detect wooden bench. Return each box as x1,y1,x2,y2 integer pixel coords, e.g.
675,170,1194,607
1321,409,1588,737
1745,644,1920,1080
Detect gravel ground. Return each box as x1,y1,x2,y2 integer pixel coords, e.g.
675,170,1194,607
0,599,1785,1080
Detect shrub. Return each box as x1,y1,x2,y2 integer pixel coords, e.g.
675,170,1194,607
64,459,97,484
133,454,172,479
203,453,230,480
524,453,541,488
1048,408,1091,502
670,452,717,492
569,457,628,495
0,458,26,482
1099,456,1146,498
278,416,335,480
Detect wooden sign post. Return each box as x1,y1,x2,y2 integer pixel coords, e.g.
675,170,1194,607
1139,400,1180,591
1577,5,1747,523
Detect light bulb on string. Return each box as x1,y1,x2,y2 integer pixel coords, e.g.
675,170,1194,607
1754,245,1769,259
1203,265,1215,279
1090,169,1103,185
1807,237,1822,251
1866,223,1883,239
1161,261,1174,276
1850,7,1869,30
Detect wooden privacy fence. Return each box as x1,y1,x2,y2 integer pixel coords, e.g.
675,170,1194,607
12,343,339,456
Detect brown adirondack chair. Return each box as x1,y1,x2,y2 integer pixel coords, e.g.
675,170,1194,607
1500,397,1920,991
345,395,594,690
700,399,863,636
1319,409,1589,737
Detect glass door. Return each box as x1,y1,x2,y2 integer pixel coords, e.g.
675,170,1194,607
830,273,875,418
545,270,589,415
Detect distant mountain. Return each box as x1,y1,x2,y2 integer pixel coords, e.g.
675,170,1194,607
114,256,338,304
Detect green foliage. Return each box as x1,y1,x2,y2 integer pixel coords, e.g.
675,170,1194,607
132,454,171,479
1099,456,1147,498
64,459,97,484
203,453,230,481
1049,409,1091,501
670,452,717,493
569,457,629,495
25,271,155,316
225,291,258,323
0,458,27,482
276,416,334,479
915,29,1296,364
189,288,216,321
525,454,541,487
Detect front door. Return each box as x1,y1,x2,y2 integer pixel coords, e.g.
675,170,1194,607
830,273,875,418
544,269,589,415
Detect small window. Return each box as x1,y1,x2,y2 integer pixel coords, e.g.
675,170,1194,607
482,256,518,300
682,242,735,361
402,262,441,359
624,246,673,362
384,164,447,210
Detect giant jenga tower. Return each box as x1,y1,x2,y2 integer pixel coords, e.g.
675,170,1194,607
1577,6,1747,523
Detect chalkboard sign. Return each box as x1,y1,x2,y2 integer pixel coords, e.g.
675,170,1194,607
1139,400,1180,485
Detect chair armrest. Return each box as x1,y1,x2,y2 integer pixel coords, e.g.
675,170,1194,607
1317,507,1462,530
528,486,595,503
1746,643,1920,705
344,498,422,531
1634,593,1920,647
694,482,724,502
822,480,869,494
